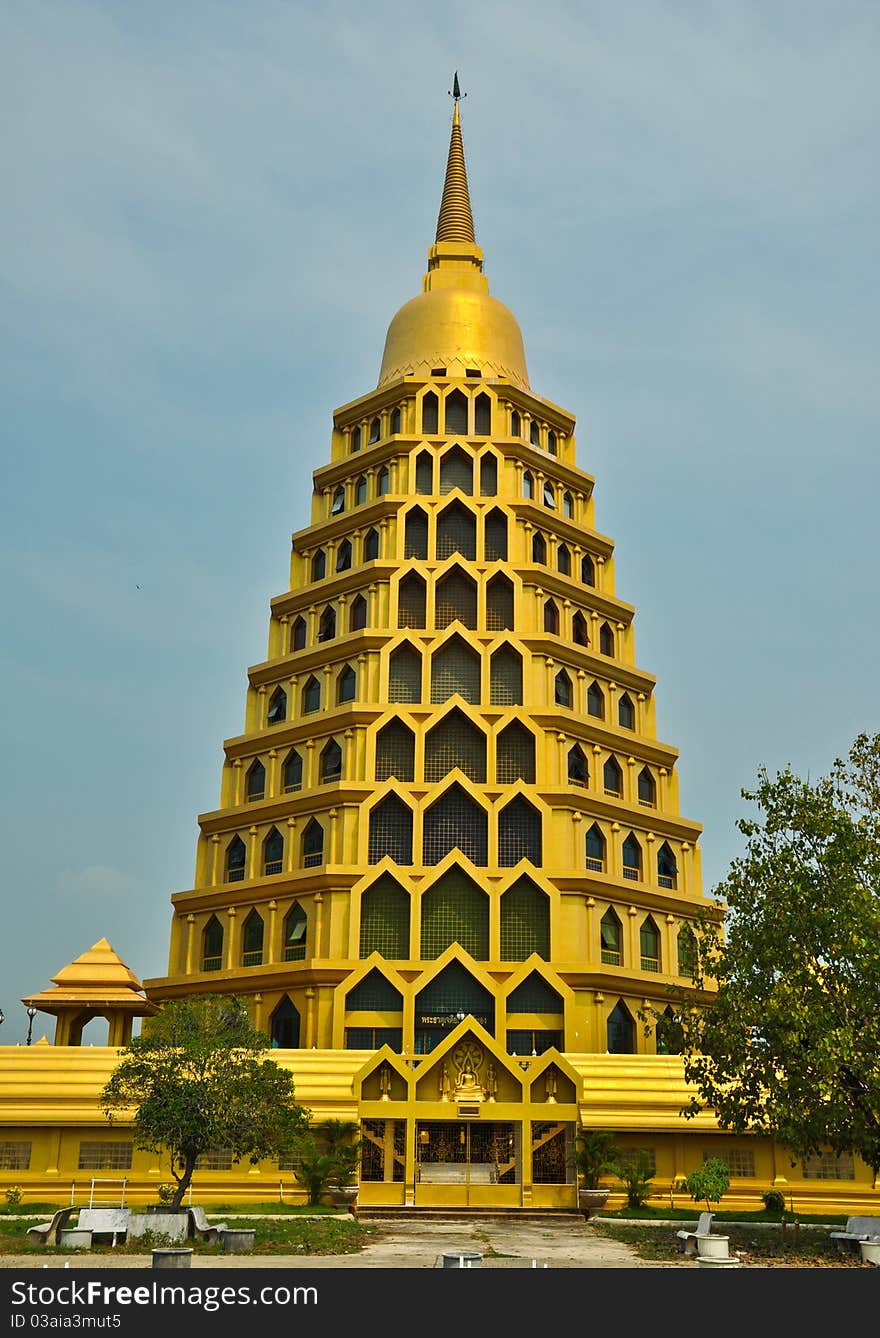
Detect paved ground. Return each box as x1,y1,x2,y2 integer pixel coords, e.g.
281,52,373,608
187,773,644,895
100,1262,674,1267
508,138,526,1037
1,1214,671,1269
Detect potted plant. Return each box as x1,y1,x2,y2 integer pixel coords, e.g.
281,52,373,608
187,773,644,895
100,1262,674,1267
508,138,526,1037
319,1119,361,1211
572,1130,618,1217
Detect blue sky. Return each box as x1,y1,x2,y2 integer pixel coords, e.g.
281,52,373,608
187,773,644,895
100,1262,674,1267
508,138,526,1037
2,2,878,1043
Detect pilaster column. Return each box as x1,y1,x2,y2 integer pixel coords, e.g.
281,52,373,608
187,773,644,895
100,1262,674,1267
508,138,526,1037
286,817,297,873
266,901,278,966
225,907,238,971
210,834,221,887
268,748,278,799
232,758,243,806
247,824,259,879
185,914,196,974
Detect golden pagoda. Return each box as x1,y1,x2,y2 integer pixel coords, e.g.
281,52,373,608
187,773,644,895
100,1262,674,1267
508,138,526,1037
4,88,874,1213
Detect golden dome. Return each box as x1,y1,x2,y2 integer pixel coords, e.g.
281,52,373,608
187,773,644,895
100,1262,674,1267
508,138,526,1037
377,97,530,391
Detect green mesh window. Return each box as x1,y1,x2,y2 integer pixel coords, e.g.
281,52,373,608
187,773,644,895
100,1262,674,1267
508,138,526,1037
496,721,535,784
600,909,621,965
423,785,488,866
202,915,223,972
567,744,588,786
415,451,433,494
588,682,605,718
431,638,481,704
302,819,324,867
267,686,287,723
607,1001,635,1054
581,553,595,586
557,544,571,576
507,971,562,1013
364,528,380,561
486,576,514,630
415,961,494,1031
398,574,426,628
347,969,404,1011
498,796,542,867
657,842,677,889
421,392,438,434
532,532,546,564
0,1142,31,1170
320,739,342,783
425,709,486,783
389,645,422,702
572,612,589,647
484,508,507,560
600,622,615,656
283,904,307,960
475,396,492,437
391,407,401,434
345,1028,403,1051
241,910,264,967
544,600,559,635
291,617,307,651
263,826,284,875
500,878,550,960
436,502,476,560
368,795,413,865
508,1030,562,1056
640,917,660,972
360,875,410,958
638,767,656,806
404,508,429,559
618,693,635,729
246,760,265,801
586,824,605,870
623,834,642,879
479,452,496,494
490,647,522,705
349,595,367,632
225,836,246,882
375,721,415,782
283,750,302,793
444,390,469,435
435,569,477,629
439,446,473,494
420,869,489,958
603,756,622,796
554,671,572,708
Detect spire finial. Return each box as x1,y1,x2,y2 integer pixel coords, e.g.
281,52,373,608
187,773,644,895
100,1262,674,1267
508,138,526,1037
436,75,475,244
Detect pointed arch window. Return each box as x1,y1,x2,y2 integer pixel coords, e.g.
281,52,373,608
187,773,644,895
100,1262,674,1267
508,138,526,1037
603,755,622,797
225,836,246,884
375,721,415,782
440,446,473,495
330,486,345,516
404,507,428,559
317,606,336,642
283,904,307,961
599,908,621,964
618,693,635,729
483,573,513,630
414,451,433,494
423,784,488,866
347,969,403,1012
562,490,573,517
498,796,542,867
369,416,381,444
677,925,696,978
420,867,489,960
376,465,390,496
530,421,541,447
335,539,352,572
599,622,615,656
302,818,324,868
302,676,321,714
479,452,497,496
202,915,224,972
431,636,481,704
291,616,307,652
496,720,536,784
388,644,422,702
241,909,264,967
351,425,362,453
390,406,401,435
283,749,302,793
554,669,572,708
557,543,571,576
311,550,326,581
543,599,559,635
586,825,606,873
267,686,287,725
522,469,533,499
355,475,368,506
501,878,550,960
587,682,605,719
511,409,521,437
271,995,301,1046
490,646,522,705
435,568,477,629
484,508,507,561
359,874,410,959
368,794,413,865
444,389,468,434
421,391,439,434
657,842,678,890
337,664,356,704
640,916,661,972
349,593,367,632
622,833,642,881
581,553,595,586
548,430,558,456
320,739,342,784
573,611,589,647
436,501,476,560
414,961,494,1052
363,528,380,561
607,1000,635,1054
425,709,486,784
532,531,546,564
398,573,426,628
475,394,492,436
567,744,588,787
246,759,265,803
542,480,556,508
638,766,656,807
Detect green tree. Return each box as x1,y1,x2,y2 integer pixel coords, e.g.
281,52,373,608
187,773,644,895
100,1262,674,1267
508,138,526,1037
614,1149,655,1209
671,732,880,1174
685,1159,730,1214
100,995,310,1209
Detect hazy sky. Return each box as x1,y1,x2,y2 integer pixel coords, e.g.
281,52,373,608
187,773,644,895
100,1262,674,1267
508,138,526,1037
2,2,878,1044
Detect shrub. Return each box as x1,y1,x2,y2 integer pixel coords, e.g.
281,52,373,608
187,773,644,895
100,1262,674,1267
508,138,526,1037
614,1150,655,1209
685,1158,730,1213
156,1184,177,1205
572,1130,619,1189
5,1187,22,1208
761,1189,786,1214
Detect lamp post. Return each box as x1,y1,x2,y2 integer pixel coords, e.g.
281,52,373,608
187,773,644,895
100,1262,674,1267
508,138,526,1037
25,1006,37,1046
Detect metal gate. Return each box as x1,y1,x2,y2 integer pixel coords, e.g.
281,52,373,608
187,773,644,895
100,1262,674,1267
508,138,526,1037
415,1121,519,1205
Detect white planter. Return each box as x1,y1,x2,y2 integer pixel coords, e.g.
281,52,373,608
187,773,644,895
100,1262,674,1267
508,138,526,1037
860,1240,880,1266
697,1234,731,1259
697,1255,742,1268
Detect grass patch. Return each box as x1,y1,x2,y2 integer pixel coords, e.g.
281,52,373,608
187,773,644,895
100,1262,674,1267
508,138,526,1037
0,1214,374,1257
0,1203,68,1217
592,1221,865,1267
206,1201,341,1215
595,1206,847,1225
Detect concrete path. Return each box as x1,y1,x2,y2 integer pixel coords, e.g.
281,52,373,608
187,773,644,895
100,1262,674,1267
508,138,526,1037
1,1214,669,1269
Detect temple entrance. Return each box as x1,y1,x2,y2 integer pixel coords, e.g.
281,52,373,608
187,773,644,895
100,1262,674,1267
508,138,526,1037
415,1121,519,1205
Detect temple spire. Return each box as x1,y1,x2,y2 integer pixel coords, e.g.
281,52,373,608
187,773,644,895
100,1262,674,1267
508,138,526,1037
435,74,475,244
